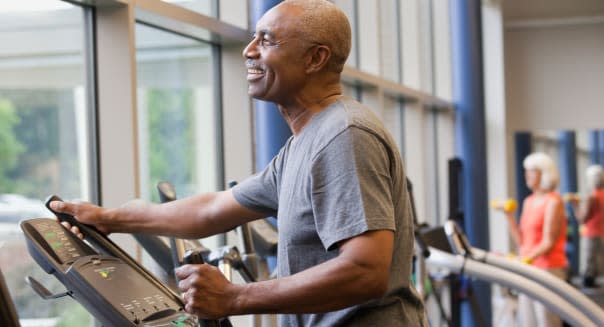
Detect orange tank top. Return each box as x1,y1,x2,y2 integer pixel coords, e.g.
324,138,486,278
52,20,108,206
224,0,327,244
519,192,568,269
584,188,604,238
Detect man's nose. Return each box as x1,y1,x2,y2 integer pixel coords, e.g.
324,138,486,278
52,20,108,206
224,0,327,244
243,39,259,58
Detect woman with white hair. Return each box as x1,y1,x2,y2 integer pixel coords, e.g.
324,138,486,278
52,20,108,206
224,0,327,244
495,152,568,327
569,164,604,288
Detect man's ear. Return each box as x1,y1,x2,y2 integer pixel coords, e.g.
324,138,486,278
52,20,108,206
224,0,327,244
305,45,331,74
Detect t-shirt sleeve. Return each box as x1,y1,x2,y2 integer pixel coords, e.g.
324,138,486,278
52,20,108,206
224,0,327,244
311,127,396,250
231,148,284,217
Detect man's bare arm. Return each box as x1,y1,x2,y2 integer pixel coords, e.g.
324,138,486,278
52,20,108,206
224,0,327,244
49,190,266,239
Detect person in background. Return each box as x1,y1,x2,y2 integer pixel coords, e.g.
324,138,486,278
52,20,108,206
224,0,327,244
49,0,428,326
495,152,567,327
569,164,604,288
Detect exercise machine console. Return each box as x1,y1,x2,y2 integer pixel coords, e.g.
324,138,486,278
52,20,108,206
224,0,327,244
20,195,198,326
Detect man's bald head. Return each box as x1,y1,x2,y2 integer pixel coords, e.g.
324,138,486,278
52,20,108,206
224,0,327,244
274,0,352,73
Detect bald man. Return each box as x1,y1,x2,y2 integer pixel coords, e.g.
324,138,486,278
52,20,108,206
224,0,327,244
51,1,427,325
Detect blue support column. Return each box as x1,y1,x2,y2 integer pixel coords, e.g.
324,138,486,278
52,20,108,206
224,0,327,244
588,130,599,165
450,0,491,325
558,131,579,276
250,0,289,270
514,132,532,219
599,130,604,166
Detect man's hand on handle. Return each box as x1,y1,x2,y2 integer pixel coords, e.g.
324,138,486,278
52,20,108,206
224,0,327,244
49,200,111,236
176,264,241,319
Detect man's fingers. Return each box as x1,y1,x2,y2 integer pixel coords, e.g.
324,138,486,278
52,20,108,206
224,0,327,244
70,225,81,235
58,221,84,240
59,221,80,233
176,269,196,293
50,200,71,214
175,264,196,279
49,200,63,211
184,302,196,315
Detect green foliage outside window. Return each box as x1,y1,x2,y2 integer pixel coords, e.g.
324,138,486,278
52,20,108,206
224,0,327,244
0,90,80,200
146,88,195,202
0,99,25,191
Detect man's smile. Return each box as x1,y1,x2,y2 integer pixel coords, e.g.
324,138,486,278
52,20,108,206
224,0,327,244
246,67,265,81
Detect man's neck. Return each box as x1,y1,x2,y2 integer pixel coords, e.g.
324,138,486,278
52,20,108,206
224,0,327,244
279,93,342,136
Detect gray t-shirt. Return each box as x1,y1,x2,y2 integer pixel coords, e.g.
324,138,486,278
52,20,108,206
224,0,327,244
233,97,427,326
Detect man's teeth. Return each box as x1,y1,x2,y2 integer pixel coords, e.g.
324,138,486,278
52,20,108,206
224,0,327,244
248,68,263,74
